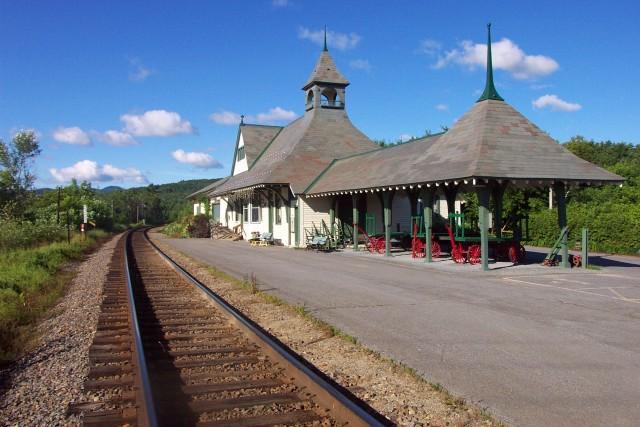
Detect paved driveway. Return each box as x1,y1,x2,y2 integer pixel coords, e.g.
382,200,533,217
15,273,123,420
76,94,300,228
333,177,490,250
157,235,640,427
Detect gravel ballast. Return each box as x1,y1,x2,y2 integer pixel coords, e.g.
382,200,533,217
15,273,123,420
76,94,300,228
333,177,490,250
151,232,499,427
0,234,121,427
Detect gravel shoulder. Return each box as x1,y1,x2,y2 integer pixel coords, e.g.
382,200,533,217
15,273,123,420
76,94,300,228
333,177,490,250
0,234,122,427
150,231,499,427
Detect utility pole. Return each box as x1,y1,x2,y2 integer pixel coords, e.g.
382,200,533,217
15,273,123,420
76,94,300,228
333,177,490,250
56,187,61,224
66,209,71,244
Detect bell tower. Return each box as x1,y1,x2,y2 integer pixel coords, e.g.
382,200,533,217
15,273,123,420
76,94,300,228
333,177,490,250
302,27,349,112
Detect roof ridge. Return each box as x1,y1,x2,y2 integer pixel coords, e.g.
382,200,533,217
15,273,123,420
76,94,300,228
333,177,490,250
249,127,284,169
469,101,491,176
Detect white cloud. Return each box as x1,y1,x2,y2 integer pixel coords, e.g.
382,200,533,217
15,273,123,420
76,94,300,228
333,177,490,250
128,57,152,82
349,59,371,71
97,130,138,146
418,39,441,55
298,27,361,50
255,107,298,124
120,110,194,136
49,160,147,183
532,94,582,112
434,38,559,80
210,110,242,125
399,134,413,142
52,126,91,145
435,103,449,111
210,107,297,125
272,0,290,6
171,149,222,169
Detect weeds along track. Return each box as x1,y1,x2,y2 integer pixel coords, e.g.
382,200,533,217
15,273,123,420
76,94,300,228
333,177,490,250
70,229,389,427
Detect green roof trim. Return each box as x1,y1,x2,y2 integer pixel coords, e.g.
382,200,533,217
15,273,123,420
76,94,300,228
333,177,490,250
477,23,504,102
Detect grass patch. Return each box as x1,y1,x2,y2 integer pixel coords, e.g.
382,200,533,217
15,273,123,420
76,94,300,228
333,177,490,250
0,229,110,364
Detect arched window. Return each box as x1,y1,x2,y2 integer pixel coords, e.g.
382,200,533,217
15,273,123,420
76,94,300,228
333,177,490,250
306,90,314,108
320,87,337,106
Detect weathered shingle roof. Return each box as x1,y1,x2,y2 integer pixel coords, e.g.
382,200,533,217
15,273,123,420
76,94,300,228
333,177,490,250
211,108,378,196
302,51,349,90
240,124,282,168
307,99,623,194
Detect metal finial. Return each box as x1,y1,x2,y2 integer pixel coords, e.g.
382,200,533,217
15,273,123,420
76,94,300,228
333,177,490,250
240,114,244,125
323,25,328,51
477,22,504,102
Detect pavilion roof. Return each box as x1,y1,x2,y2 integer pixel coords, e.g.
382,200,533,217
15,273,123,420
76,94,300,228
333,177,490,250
306,99,623,195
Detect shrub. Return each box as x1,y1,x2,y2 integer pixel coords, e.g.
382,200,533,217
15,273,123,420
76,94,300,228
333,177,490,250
187,214,211,238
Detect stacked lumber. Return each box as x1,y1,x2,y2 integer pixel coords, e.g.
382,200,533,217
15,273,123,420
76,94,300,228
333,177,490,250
210,223,243,241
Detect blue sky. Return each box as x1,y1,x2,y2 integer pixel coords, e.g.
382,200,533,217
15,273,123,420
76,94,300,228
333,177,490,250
1,0,638,188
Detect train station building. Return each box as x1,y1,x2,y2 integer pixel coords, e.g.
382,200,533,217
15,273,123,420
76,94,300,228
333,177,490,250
190,26,622,270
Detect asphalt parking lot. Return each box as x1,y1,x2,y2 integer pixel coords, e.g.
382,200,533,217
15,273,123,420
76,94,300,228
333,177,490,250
157,234,640,427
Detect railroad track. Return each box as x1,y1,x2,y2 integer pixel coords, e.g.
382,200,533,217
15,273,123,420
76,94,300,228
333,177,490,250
70,229,389,426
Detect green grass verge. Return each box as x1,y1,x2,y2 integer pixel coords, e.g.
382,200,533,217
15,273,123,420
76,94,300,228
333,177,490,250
0,229,110,364
160,244,503,425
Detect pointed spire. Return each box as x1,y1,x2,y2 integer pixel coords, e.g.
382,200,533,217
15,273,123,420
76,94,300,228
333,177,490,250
323,25,328,51
477,23,504,102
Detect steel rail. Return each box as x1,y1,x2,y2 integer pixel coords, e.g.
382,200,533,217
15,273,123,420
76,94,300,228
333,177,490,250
124,230,159,427
142,228,390,426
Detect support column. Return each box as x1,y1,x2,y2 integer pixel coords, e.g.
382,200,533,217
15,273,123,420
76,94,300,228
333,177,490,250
477,186,490,271
492,183,506,238
293,199,300,247
329,197,336,238
268,193,274,234
383,192,393,257
352,194,359,251
421,189,435,262
554,182,569,268
285,204,291,246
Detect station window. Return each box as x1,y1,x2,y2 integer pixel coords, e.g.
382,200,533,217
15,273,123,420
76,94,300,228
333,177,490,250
250,195,261,223
242,204,249,222
237,146,245,161
275,197,282,224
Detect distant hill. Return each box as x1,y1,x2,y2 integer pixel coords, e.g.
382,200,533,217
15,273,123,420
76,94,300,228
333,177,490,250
96,178,220,224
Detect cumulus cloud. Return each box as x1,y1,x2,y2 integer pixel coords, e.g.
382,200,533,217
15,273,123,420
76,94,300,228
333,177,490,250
128,57,152,82
435,104,449,111
210,107,297,125
298,27,361,50
49,160,147,183
532,94,582,112
349,59,371,71
52,126,92,145
399,134,413,142
171,149,222,169
434,38,559,80
210,110,243,125
418,39,441,55
255,107,298,124
121,110,194,136
95,130,138,146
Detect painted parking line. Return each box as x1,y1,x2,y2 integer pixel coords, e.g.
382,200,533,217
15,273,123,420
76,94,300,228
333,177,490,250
502,277,640,304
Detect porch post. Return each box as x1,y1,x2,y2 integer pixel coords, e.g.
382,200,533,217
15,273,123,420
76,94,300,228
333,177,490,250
554,182,569,268
268,193,274,234
492,184,506,238
477,185,490,271
352,194,359,251
421,189,434,262
383,192,392,257
293,198,300,247
329,197,336,238
285,203,291,246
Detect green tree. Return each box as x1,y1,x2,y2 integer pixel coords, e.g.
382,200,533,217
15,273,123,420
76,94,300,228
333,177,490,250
0,130,41,217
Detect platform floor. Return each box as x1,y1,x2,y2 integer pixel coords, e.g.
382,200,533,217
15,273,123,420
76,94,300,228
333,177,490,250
156,232,640,427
